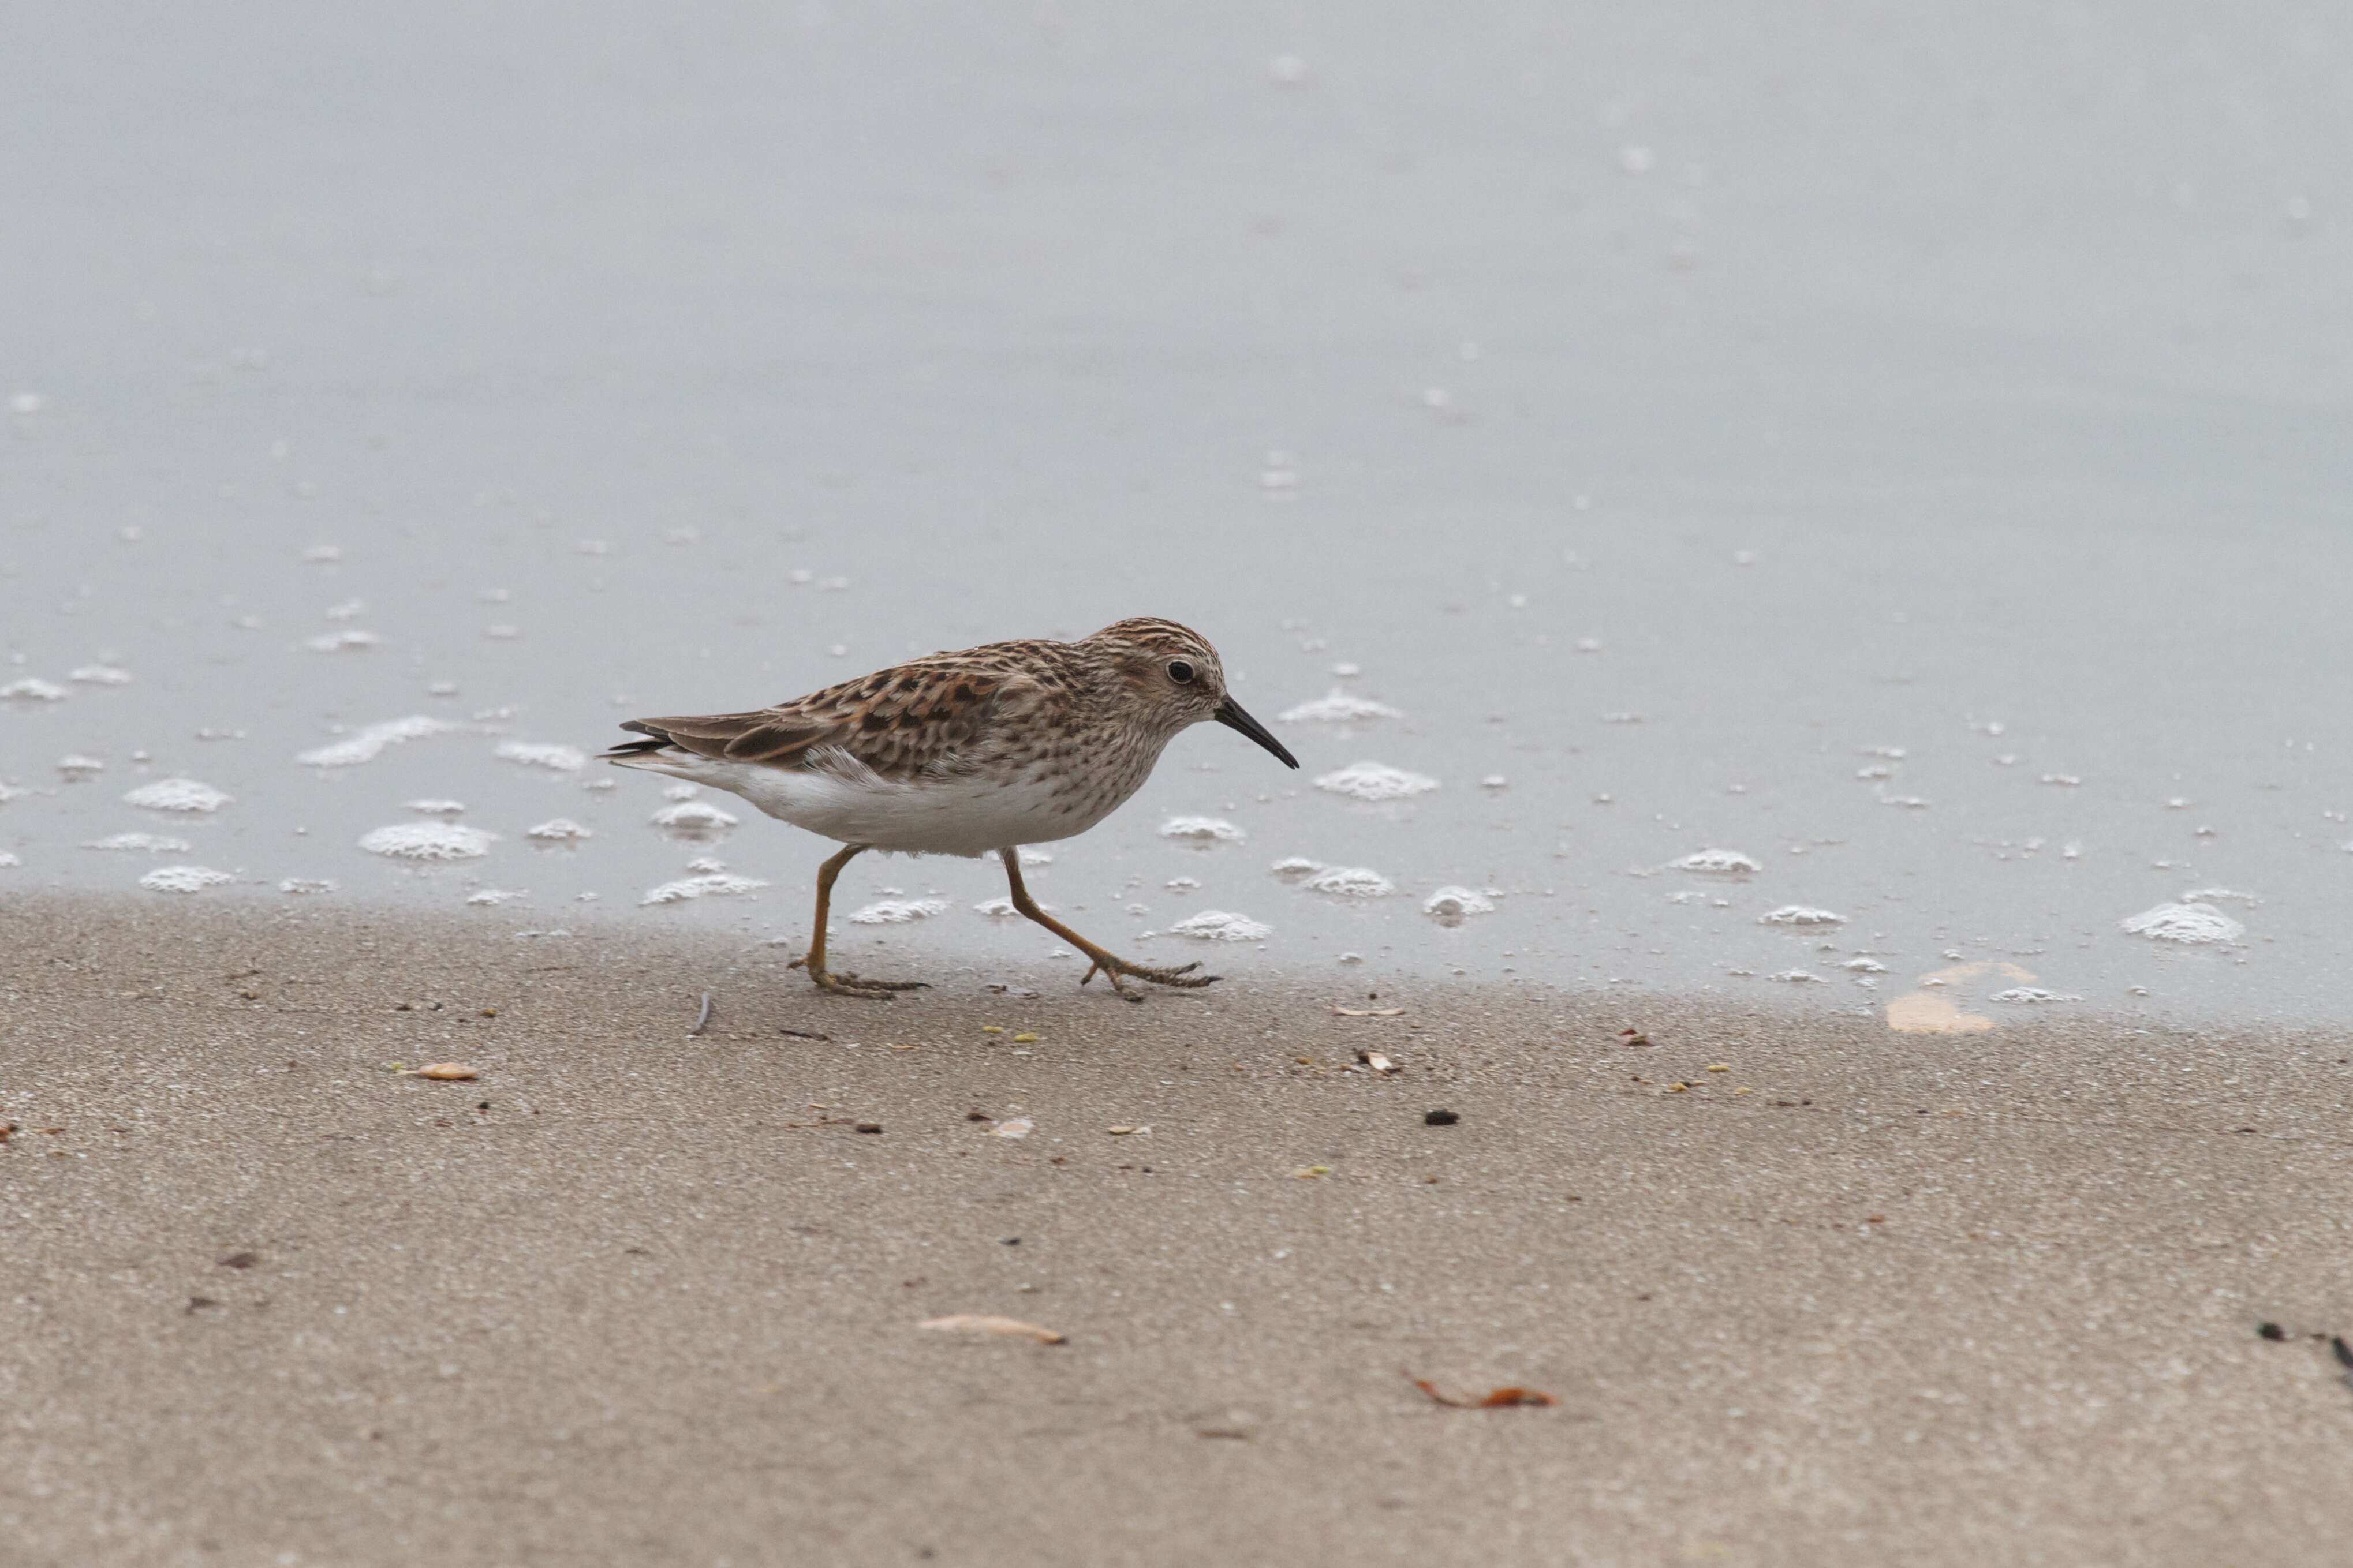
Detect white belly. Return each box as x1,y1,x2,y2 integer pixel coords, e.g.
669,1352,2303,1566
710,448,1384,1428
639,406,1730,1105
612,749,1119,856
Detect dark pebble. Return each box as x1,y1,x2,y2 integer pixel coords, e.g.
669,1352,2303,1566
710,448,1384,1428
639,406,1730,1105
2334,1336,2353,1371
854,1122,883,1135
2258,1322,2287,1341
1424,1109,1460,1126
217,1251,259,1271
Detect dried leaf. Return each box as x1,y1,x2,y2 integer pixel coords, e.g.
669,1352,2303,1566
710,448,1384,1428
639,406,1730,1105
1331,1006,1405,1017
1410,1376,1558,1409
918,1314,1065,1345
406,1062,478,1081
1356,1050,1398,1074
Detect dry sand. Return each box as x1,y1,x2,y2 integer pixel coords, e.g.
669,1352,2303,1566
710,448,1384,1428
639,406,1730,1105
5,893,2352,1567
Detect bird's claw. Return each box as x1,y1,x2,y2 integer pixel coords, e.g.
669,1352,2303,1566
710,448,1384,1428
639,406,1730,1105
797,962,929,1000
1077,954,1219,997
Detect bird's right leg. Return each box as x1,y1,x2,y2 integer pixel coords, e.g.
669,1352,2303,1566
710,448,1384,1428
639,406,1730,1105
789,843,929,1000
998,848,1216,1000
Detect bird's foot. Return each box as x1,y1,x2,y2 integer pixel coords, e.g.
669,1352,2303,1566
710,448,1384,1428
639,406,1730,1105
1078,952,1219,1001
790,957,929,1000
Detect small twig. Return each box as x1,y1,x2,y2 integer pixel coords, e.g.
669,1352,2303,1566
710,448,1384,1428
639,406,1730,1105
688,993,714,1038
776,1026,831,1042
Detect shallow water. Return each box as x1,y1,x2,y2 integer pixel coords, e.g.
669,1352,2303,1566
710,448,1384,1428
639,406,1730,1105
5,3,2351,1021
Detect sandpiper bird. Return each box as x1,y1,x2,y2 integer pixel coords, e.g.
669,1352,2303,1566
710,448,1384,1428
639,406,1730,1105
603,618,1299,999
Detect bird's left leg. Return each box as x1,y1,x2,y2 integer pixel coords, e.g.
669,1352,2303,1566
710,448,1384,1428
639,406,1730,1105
789,843,930,999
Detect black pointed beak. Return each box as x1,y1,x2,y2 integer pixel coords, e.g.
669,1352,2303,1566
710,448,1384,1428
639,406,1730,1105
1214,696,1298,769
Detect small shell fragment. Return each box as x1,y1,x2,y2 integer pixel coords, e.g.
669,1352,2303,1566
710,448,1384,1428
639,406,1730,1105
992,1117,1033,1139
1331,1006,1403,1017
1356,1050,1399,1074
918,1314,1065,1345
406,1062,479,1081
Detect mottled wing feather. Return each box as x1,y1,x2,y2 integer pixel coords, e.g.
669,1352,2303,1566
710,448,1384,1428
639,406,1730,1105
617,659,1036,780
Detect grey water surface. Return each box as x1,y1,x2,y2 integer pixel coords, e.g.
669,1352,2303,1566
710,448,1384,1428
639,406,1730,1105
5,3,2350,1021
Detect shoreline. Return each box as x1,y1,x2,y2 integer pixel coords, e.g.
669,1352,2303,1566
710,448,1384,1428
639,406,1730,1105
7,893,2352,1566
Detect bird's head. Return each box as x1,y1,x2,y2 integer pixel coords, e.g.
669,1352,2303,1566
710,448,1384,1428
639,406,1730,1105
1082,617,1298,769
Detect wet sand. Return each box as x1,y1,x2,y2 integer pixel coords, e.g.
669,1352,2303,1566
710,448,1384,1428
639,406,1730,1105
6,893,2352,1567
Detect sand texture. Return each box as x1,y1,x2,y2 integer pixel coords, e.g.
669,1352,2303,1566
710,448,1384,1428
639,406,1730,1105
6,894,2353,1567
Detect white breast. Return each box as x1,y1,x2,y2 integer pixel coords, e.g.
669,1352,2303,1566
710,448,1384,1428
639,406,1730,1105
612,747,1128,857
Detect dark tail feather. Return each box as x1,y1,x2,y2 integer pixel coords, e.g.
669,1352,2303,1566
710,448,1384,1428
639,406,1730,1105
603,720,676,759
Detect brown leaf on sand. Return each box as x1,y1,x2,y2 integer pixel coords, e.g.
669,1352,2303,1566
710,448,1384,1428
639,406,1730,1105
918,1314,1066,1345
1331,1006,1405,1017
406,1063,479,1081
1410,1376,1557,1409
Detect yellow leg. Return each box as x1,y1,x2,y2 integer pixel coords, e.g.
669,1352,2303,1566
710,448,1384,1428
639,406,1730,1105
998,848,1215,1000
787,844,929,1000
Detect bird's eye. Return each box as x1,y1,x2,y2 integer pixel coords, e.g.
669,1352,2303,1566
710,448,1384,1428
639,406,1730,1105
1167,660,1196,684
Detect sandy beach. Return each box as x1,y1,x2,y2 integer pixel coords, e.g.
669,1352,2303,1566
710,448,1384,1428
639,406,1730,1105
6,892,2352,1567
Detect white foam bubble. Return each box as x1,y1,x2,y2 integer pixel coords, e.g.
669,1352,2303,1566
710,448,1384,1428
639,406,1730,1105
1758,905,1847,927
1672,848,1761,877
640,871,767,905
526,818,592,842
1314,761,1438,801
1991,987,2082,1004
124,777,233,814
1279,689,1402,723
651,799,739,832
278,878,337,895
56,754,105,779
140,865,236,893
0,852,17,868
1422,886,1495,918
2120,902,2244,944
465,889,528,906
1,678,68,702
1269,856,1323,881
846,897,948,925
496,741,587,772
973,895,1025,918
69,665,133,686
305,629,381,653
298,715,461,767
84,832,192,853
405,799,468,817
1303,866,1395,897
1161,815,1245,843
1766,968,1827,983
1480,776,1508,791
1018,848,1052,866
2182,888,2260,907
1839,957,1888,973
1164,875,1200,890
359,822,495,861
1165,910,1272,941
